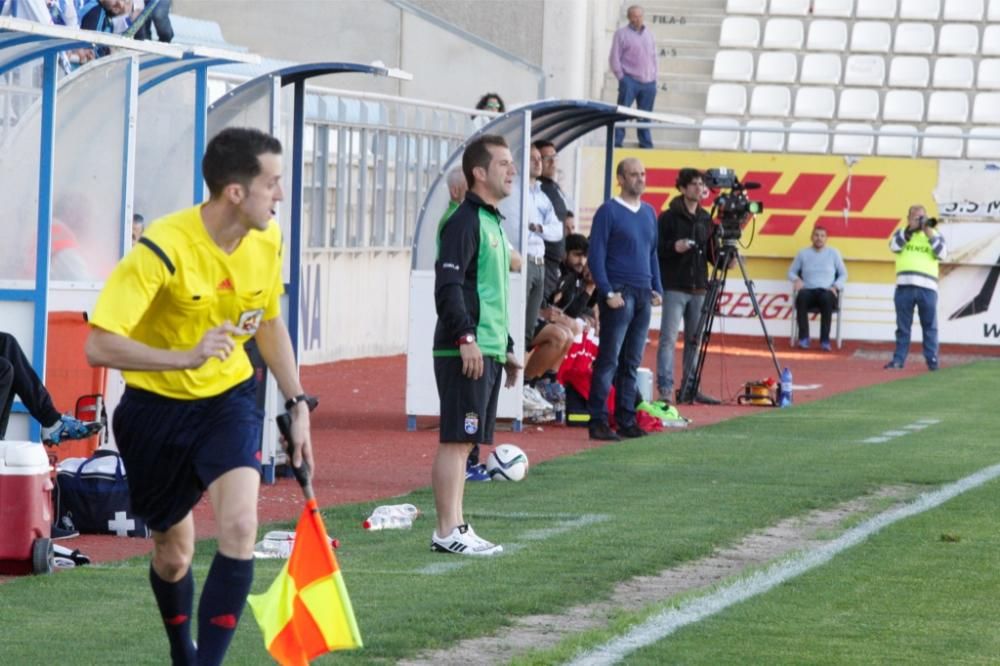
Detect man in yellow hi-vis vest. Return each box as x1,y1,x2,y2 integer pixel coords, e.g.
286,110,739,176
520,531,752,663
885,204,947,371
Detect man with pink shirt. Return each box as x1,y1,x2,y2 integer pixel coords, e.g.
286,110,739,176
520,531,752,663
609,5,658,148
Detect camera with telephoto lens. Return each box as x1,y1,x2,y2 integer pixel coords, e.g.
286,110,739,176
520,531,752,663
704,168,764,241
919,215,939,229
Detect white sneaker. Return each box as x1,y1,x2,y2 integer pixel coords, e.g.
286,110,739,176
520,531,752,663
431,523,503,556
523,385,553,411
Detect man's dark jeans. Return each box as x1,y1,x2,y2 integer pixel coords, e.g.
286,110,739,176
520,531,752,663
0,332,60,437
588,285,652,429
795,288,837,343
614,75,657,148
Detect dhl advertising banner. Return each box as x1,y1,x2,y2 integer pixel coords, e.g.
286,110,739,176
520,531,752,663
579,148,1000,346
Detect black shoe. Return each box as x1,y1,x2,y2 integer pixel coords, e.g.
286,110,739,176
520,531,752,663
884,361,904,369
694,392,721,405
617,424,647,438
589,422,621,441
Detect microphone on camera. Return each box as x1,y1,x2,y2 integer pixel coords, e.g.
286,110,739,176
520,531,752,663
742,182,762,190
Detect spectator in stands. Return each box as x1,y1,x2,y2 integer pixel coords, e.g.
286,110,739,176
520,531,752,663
885,204,946,371
79,0,130,54
132,213,145,245
609,5,658,149
135,0,173,42
471,92,505,131
524,145,562,349
0,331,102,444
656,168,719,405
534,139,574,297
430,134,520,556
587,157,662,440
788,225,848,351
1,0,96,64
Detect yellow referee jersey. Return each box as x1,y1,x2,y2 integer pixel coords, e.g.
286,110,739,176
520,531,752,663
90,205,284,399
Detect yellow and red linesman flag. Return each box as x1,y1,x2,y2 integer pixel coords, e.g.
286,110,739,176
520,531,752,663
248,498,363,665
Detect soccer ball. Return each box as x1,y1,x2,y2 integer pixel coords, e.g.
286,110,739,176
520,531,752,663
486,444,529,481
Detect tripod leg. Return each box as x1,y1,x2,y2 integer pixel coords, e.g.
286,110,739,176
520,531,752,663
734,253,783,378
678,246,732,403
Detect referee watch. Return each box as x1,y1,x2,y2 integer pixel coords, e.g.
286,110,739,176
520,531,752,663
284,393,318,412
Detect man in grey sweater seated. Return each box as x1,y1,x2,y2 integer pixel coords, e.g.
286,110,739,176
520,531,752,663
788,225,848,351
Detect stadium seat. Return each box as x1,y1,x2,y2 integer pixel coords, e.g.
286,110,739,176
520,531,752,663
750,85,792,117
744,119,786,151
832,122,875,155
943,0,984,21
843,55,886,86
770,0,811,14
812,0,854,18
926,91,969,123
876,124,919,156
794,86,837,119
851,22,892,52
713,50,755,82
933,58,974,89
726,0,767,13
894,23,935,54
787,120,831,152
899,0,941,20
807,20,849,51
756,51,798,83
889,56,930,87
699,118,743,150
720,17,761,48
978,59,1000,89
982,26,1000,56
801,53,843,84
921,125,964,157
763,18,805,49
937,24,979,56
705,84,748,115
989,0,1000,21
967,127,1000,158
856,0,898,19
883,90,925,121
838,88,880,120
972,92,1000,124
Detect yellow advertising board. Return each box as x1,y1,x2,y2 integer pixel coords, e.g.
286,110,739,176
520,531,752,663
579,148,940,284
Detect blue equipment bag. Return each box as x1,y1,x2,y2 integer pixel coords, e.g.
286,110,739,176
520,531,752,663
55,449,150,538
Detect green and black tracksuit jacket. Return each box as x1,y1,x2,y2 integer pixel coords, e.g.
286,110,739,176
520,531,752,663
433,192,514,363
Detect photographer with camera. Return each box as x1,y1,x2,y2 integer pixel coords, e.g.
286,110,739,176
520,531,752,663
655,168,720,405
885,204,947,371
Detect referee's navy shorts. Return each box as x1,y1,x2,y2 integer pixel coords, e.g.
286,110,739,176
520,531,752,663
112,378,262,533
434,355,502,444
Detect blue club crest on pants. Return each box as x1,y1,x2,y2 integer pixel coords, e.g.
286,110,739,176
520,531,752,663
464,412,479,435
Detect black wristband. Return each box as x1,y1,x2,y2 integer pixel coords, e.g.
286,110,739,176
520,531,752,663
285,394,318,412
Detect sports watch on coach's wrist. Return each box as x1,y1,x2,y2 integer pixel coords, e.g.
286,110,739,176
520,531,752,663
456,333,476,346
606,291,621,302
284,393,318,412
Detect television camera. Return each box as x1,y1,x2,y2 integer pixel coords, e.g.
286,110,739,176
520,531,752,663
704,168,764,242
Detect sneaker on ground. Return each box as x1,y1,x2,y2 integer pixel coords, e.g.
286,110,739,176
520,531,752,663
798,338,810,349
820,341,832,352
537,380,566,405
42,415,103,445
431,523,503,556
465,463,491,482
523,385,553,411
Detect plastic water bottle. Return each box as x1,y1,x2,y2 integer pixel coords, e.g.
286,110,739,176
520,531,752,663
778,367,793,408
363,503,420,530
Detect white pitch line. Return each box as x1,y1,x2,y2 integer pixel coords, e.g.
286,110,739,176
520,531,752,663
861,418,941,444
567,462,1000,666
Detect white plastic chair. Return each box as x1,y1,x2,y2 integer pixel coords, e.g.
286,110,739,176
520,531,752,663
888,56,930,87
838,88,880,120
978,59,1000,90
699,118,743,150
937,25,979,56
833,122,875,155
989,0,1000,21
851,21,892,52
933,58,974,89
921,126,964,157
744,119,786,151
705,83,748,115
856,0,898,18
894,23,935,54
926,91,969,123
807,20,849,51
877,124,919,156
972,92,1000,124
770,0,811,14
750,85,793,117
713,50,755,82
844,55,886,86
726,0,768,13
812,0,854,17
801,53,843,84
756,51,798,83
794,86,837,119
943,0,984,20
982,26,1000,57
787,121,831,152
720,17,762,48
763,18,805,49
967,127,1000,158
883,90,925,122
899,0,941,20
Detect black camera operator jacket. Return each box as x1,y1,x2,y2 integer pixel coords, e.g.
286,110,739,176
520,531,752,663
657,195,716,293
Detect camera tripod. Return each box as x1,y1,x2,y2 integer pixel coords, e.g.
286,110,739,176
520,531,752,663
676,240,783,404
